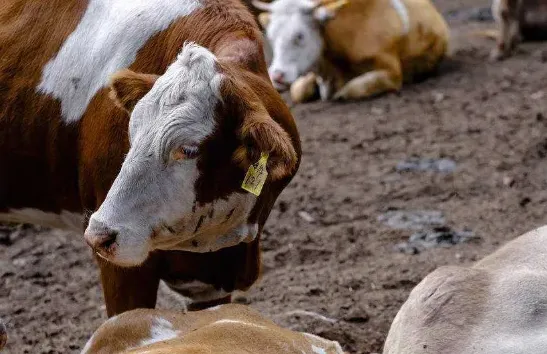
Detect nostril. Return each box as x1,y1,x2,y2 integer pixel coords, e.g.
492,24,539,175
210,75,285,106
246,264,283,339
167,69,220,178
271,71,285,83
99,231,118,249
85,228,118,252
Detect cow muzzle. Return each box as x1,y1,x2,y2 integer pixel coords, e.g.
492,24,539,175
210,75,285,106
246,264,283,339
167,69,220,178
84,216,151,267
270,70,290,91
84,219,119,260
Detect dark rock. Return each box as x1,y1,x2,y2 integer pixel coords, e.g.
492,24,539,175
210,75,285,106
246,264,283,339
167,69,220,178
343,312,369,324
519,197,531,207
307,287,323,296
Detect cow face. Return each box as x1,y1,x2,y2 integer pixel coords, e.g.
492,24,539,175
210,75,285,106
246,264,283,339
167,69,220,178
84,43,297,267
254,0,346,90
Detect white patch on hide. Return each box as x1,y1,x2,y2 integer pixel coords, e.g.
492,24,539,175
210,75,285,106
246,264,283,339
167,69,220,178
37,0,202,123
206,305,223,311
0,208,84,233
312,346,327,354
140,317,179,347
303,333,345,354
390,0,410,34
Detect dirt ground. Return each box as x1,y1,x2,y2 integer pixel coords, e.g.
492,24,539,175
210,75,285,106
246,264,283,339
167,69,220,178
4,0,547,353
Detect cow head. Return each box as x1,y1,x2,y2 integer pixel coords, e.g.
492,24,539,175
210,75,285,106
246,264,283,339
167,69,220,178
84,43,298,267
254,0,347,90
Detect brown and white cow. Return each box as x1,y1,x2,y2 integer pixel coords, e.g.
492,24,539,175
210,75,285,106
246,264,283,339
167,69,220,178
82,304,345,354
491,0,547,60
0,0,300,316
383,225,547,354
253,0,449,103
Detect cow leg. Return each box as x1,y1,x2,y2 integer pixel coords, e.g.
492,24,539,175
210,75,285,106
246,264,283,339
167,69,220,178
96,253,161,317
332,68,402,101
491,0,522,61
290,72,319,103
316,76,334,101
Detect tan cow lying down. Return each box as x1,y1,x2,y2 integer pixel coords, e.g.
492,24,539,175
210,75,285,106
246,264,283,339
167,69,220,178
82,304,344,354
491,0,547,60
253,0,449,103
384,225,547,354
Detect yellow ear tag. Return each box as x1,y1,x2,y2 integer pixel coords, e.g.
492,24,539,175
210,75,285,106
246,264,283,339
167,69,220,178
241,152,269,196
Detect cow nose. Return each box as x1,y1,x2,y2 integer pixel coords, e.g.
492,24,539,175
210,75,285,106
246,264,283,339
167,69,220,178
84,220,118,252
271,71,285,84
85,230,118,252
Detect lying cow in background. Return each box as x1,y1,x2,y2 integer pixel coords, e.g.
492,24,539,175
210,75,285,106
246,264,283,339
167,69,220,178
491,0,547,60
383,225,547,354
253,0,449,103
82,304,344,354
0,0,300,316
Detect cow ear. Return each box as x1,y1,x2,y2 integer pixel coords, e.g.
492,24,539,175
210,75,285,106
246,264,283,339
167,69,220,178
234,108,298,181
258,12,271,28
109,69,158,113
313,0,348,23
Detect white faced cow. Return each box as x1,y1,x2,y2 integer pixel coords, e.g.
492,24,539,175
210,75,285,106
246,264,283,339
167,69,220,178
384,225,547,354
82,304,345,354
0,0,300,316
253,0,449,103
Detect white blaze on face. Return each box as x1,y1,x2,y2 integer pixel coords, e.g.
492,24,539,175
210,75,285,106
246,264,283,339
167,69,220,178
37,0,202,123
265,0,324,89
85,44,257,267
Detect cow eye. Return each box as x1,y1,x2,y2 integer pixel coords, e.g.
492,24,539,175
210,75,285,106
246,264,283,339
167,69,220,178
170,146,199,161
293,32,304,45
